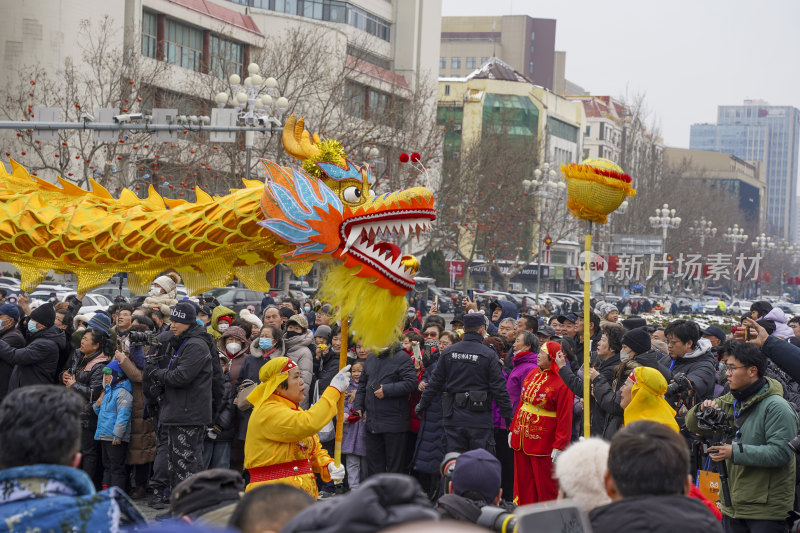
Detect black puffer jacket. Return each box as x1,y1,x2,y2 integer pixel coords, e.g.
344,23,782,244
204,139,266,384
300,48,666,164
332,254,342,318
657,338,717,402
67,349,110,428
633,349,672,381
412,354,445,475
280,474,439,533
149,324,212,426
560,353,620,435
354,347,417,434
589,494,722,533
0,325,25,400
213,370,237,441
0,325,65,390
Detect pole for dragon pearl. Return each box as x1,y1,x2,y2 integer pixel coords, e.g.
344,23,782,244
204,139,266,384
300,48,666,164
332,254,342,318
334,318,348,468
583,222,592,438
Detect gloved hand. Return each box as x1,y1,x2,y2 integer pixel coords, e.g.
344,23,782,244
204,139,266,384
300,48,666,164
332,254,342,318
329,365,352,393
551,449,562,463
328,461,346,482
415,403,424,417
507,431,512,448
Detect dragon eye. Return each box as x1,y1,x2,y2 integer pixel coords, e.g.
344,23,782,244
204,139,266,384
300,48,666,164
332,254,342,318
343,186,362,203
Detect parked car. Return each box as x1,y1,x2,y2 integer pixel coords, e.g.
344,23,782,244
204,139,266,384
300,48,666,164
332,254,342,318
728,300,753,317
204,287,264,314
426,285,451,313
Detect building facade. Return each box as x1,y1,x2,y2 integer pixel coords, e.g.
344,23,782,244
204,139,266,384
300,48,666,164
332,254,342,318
439,15,556,90
663,147,766,230
690,100,800,241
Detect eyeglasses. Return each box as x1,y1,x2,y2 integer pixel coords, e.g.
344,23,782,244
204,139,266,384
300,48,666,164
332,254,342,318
723,364,748,374
423,332,438,338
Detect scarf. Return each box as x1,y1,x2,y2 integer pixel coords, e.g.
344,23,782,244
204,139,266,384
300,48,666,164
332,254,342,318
731,376,767,403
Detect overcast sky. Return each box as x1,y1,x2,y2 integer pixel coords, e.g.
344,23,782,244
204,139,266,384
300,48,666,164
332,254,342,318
441,0,800,149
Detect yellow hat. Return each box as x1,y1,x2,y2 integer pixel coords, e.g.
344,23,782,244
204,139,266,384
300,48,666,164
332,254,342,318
623,366,679,433
247,356,297,410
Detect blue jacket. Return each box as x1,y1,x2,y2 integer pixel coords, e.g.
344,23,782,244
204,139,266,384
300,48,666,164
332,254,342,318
0,463,145,531
94,379,133,442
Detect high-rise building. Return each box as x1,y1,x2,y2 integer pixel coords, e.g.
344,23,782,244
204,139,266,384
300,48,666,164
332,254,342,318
690,101,800,241
440,15,556,90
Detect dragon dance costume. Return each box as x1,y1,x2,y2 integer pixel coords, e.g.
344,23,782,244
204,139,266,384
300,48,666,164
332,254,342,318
244,357,338,498
509,341,573,505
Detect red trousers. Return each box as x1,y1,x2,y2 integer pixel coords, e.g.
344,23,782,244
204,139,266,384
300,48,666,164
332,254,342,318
513,450,558,505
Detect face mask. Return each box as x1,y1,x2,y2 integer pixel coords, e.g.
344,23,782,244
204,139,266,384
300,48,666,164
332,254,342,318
285,330,300,339
196,318,204,327
218,323,229,332
304,306,311,312
407,312,415,319
259,337,273,350
149,287,161,296
619,350,632,364
0,319,10,332
226,342,242,354
28,320,38,333
49,297,56,302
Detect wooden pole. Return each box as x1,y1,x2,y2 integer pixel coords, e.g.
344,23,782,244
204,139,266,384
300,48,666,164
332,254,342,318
583,227,592,438
333,318,348,467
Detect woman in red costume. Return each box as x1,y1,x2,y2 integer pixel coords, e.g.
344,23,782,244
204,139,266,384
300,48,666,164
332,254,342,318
509,340,574,505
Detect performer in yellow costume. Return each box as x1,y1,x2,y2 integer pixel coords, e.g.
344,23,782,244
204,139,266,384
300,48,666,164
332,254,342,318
620,366,679,433
244,356,351,497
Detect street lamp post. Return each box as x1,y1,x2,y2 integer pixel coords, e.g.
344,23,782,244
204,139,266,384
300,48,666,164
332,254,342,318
751,233,775,297
723,225,748,298
649,203,681,253
523,162,565,303
690,217,717,249
214,63,289,180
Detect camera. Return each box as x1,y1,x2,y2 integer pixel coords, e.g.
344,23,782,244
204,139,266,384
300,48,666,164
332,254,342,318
129,330,158,348
665,372,695,406
695,405,737,507
695,406,730,432
113,113,143,123
788,434,800,455
477,506,517,533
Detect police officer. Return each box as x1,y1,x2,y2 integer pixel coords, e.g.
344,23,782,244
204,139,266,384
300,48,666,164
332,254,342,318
416,313,513,454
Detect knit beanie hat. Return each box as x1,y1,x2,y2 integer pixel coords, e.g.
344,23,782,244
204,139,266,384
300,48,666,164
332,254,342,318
153,274,178,294
221,325,249,344
314,325,332,342
170,301,197,325
0,303,20,321
102,360,127,388
621,327,651,355
30,302,56,328
595,302,618,320
87,312,113,337
239,309,263,330
452,448,502,502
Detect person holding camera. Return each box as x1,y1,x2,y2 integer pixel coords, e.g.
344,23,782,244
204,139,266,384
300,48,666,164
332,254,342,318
146,301,213,493
686,341,798,533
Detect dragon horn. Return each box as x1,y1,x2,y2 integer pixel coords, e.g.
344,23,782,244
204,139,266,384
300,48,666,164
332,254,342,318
282,113,322,163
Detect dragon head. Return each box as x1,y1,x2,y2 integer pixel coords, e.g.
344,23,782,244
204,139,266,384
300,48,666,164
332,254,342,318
259,116,436,297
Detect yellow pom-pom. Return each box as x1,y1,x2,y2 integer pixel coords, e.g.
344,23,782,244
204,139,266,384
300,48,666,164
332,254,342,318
301,139,347,178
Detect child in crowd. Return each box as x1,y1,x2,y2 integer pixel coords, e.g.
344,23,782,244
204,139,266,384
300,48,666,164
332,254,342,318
342,361,367,490
94,360,133,490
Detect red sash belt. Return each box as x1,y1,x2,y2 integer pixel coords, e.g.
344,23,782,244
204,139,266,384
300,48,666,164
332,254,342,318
248,459,313,483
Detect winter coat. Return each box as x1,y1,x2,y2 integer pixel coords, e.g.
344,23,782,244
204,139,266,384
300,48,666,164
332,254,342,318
589,494,723,533
633,349,671,381
0,464,146,530
761,335,800,384
764,307,795,338
560,353,620,435
94,379,134,442
150,323,213,426
117,347,157,464
417,332,514,428
342,379,367,456
283,330,314,409
412,357,446,474
590,359,640,440
506,350,539,413
213,369,237,441
67,349,109,429
142,288,178,316
207,305,236,340
686,377,799,520
0,325,65,390
0,325,24,400
280,474,439,533
657,337,717,402
354,347,418,434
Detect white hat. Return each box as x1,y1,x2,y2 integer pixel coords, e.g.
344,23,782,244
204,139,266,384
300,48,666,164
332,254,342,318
239,308,263,330
554,438,611,512
153,274,177,294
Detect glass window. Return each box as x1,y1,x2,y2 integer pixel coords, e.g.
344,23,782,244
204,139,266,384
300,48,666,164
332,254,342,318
210,34,243,80
275,0,298,14
530,31,535,40
164,20,203,72
529,61,533,73
451,57,461,69
345,81,365,118
444,85,450,96
530,45,534,54
141,11,157,59
481,56,489,65
303,0,323,19
368,88,388,118
439,57,446,69
465,57,476,69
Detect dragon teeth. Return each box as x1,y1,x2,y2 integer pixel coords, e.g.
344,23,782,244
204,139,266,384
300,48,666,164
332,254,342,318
343,230,361,254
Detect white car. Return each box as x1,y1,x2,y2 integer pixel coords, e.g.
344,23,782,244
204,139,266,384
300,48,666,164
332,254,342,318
728,300,753,317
